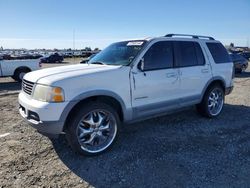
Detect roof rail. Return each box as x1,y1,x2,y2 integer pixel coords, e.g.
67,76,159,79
165,34,215,40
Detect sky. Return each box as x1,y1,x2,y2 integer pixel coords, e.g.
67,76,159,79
0,0,249,49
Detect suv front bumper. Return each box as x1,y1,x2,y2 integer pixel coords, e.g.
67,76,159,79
18,92,68,136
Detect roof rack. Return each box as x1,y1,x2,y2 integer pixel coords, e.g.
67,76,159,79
165,34,215,40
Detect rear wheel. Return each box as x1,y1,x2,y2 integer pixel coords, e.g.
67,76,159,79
13,68,30,82
196,84,224,118
65,102,120,156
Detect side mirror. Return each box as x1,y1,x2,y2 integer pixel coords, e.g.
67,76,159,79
138,58,145,71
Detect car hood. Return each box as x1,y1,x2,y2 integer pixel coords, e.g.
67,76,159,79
24,64,122,85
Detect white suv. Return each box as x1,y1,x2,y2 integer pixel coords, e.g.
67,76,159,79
18,34,234,155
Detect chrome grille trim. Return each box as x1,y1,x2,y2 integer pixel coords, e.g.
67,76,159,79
22,79,34,95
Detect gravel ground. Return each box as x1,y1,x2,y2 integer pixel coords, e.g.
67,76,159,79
0,63,250,187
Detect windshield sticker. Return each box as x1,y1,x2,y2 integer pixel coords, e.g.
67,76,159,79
127,41,144,46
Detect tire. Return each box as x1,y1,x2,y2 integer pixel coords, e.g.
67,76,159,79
196,84,225,118
65,101,120,156
241,65,247,73
13,68,30,82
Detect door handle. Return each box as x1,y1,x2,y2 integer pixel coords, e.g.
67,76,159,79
166,72,177,78
201,68,209,73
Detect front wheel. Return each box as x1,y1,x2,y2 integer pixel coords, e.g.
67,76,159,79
196,84,225,118
65,102,120,156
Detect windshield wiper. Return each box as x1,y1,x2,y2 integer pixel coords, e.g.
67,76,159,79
90,61,106,65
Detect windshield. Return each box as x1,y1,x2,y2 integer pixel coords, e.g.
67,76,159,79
88,40,146,66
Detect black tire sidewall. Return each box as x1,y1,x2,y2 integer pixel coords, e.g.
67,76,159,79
65,102,120,156
14,69,29,82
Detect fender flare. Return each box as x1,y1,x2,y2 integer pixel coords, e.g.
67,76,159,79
59,90,132,123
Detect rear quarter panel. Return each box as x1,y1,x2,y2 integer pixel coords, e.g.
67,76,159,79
201,41,234,88
0,59,40,76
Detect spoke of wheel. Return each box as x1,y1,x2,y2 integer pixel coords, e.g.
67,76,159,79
83,133,96,144
83,113,95,125
99,122,110,131
97,133,107,141
208,103,213,108
214,93,219,100
211,92,215,98
97,112,105,126
78,127,93,136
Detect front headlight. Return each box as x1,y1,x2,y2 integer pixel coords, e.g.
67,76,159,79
33,84,65,102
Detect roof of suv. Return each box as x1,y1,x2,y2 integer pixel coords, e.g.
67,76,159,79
143,34,220,43
120,34,220,45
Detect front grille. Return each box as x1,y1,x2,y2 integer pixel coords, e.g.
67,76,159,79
22,79,34,95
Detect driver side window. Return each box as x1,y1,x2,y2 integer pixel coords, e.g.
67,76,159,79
143,41,173,71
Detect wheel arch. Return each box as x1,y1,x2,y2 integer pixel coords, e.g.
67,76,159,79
201,77,226,100
61,91,129,131
14,66,31,75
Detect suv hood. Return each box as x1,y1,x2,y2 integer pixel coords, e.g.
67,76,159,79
24,64,122,84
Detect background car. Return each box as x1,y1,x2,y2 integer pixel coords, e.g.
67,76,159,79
80,54,96,64
240,52,250,61
40,53,64,63
230,53,249,73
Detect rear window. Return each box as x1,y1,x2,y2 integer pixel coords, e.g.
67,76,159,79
206,42,230,63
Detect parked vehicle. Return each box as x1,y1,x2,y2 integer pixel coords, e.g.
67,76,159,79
240,52,250,61
80,54,96,64
40,53,64,63
230,53,248,73
0,59,40,82
19,34,234,155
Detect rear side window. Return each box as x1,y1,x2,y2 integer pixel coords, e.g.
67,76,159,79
206,42,230,63
143,41,173,71
194,43,205,65
174,41,205,67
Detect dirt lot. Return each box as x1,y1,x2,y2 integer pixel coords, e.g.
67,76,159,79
0,61,250,187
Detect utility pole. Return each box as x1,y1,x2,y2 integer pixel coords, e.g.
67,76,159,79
73,29,75,62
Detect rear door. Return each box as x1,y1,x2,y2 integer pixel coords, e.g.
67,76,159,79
174,41,212,105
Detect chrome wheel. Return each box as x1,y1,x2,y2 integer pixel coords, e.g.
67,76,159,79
242,65,246,72
76,110,117,153
208,88,224,116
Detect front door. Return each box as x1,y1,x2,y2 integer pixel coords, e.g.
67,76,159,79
131,41,181,118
